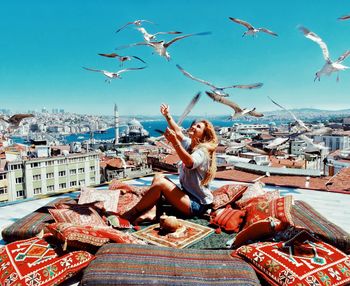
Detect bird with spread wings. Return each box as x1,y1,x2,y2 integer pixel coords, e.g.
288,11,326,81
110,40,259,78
206,91,263,119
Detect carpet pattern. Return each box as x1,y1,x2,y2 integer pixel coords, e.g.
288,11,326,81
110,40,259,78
80,243,261,286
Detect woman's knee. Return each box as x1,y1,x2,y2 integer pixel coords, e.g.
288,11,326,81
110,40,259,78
152,173,166,186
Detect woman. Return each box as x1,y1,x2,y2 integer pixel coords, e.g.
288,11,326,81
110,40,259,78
123,103,218,222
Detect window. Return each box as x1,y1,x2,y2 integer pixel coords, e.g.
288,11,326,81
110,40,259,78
90,177,95,182
78,168,84,174
90,166,95,171
0,173,5,180
46,172,54,179
47,185,55,192
30,162,39,168
57,159,66,165
33,174,41,181
70,181,77,187
79,180,85,186
69,169,76,175
46,161,54,166
15,177,24,184
59,183,66,189
0,187,7,194
11,164,22,170
33,187,42,194
16,190,24,197
58,171,66,177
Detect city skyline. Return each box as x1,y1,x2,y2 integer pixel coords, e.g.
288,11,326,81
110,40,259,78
1,1,350,116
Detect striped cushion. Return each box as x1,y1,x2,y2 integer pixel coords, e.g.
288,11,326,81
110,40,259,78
81,243,261,285
290,200,350,254
1,197,76,243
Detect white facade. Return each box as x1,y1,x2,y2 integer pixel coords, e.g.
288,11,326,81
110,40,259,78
314,135,350,152
5,152,100,202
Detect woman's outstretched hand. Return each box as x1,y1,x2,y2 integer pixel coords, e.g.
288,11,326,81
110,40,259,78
160,104,170,118
164,127,177,145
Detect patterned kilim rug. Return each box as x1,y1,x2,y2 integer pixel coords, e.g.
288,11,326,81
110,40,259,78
133,219,214,248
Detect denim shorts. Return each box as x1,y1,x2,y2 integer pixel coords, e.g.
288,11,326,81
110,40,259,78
185,189,211,216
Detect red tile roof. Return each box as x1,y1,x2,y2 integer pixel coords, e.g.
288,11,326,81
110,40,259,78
215,167,350,194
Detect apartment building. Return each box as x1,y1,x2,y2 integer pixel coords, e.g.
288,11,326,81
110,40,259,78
0,171,8,203
5,152,100,202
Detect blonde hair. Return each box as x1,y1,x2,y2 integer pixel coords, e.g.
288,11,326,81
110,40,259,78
191,120,218,186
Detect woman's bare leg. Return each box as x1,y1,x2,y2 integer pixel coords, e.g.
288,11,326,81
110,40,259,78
123,174,192,222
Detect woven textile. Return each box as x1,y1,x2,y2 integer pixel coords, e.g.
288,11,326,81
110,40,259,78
211,184,248,210
235,231,350,286
80,243,261,286
1,197,76,243
288,200,350,254
0,235,94,286
78,187,120,212
132,219,214,248
49,205,107,226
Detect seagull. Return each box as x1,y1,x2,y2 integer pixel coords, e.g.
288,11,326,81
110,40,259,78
177,65,263,97
299,134,328,151
136,27,182,42
117,32,211,61
265,137,289,150
98,53,146,67
229,17,278,37
299,26,350,81
0,114,34,130
177,92,201,126
82,66,146,83
338,15,350,20
268,96,311,132
206,91,264,119
116,19,155,33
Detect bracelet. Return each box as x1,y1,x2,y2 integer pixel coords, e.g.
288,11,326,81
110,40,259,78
165,114,171,120
173,143,180,148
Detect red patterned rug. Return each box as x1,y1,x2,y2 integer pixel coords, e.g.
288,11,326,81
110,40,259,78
132,220,214,248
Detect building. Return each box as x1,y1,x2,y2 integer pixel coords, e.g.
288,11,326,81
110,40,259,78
119,118,149,143
0,171,8,203
314,135,350,151
4,152,100,202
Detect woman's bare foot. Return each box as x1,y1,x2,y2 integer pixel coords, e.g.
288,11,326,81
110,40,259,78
133,206,157,225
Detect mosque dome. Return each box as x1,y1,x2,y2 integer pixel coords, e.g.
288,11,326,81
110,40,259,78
128,118,142,128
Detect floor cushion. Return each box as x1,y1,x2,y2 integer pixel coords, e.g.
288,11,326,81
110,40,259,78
0,235,94,286
234,230,350,286
80,243,261,285
281,200,350,254
1,197,76,243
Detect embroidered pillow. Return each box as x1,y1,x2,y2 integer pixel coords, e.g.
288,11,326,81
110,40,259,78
210,205,246,233
78,187,120,212
235,181,266,208
239,190,280,208
242,195,294,230
116,186,149,215
49,205,107,227
109,179,135,193
234,231,350,286
211,184,248,210
0,235,94,286
47,223,110,250
232,217,282,248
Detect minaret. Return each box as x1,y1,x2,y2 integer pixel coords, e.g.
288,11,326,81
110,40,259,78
114,104,119,145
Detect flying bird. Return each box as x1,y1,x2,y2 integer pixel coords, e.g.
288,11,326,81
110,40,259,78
136,27,182,42
299,134,328,151
0,114,34,130
299,26,350,81
206,91,264,119
265,137,289,150
82,66,146,83
98,53,146,67
338,15,350,20
177,64,263,97
229,17,278,37
116,19,155,33
177,92,201,126
268,96,310,132
117,32,211,61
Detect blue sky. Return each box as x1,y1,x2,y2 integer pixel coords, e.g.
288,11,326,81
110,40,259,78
0,0,350,116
